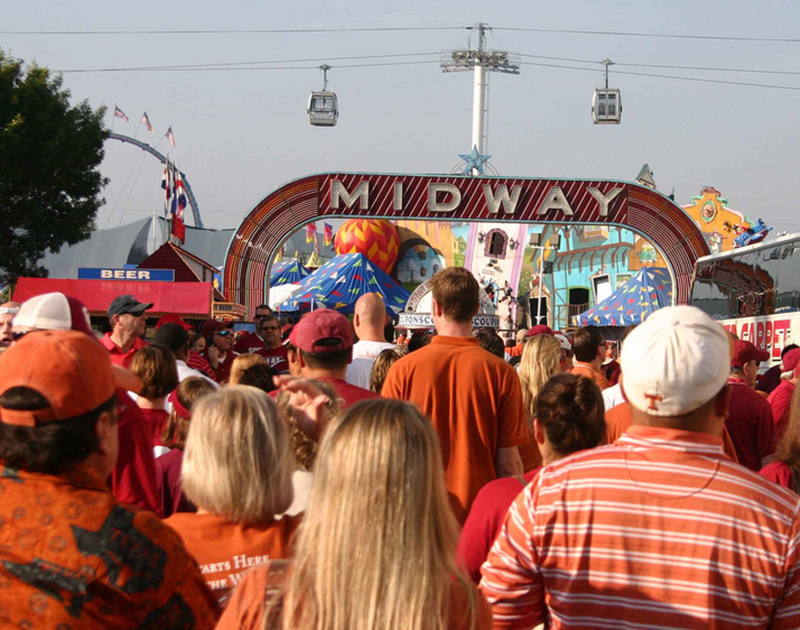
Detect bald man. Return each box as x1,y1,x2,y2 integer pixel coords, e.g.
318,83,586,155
0,302,20,352
345,293,395,389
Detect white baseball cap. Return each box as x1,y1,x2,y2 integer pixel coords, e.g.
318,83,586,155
620,305,730,417
14,293,92,335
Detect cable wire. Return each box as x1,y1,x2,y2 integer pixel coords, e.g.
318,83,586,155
1,26,465,36
497,27,800,43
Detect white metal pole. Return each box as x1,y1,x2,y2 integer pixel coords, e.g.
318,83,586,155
472,63,486,157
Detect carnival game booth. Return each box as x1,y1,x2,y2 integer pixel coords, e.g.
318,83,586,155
276,253,410,315
571,266,673,327
12,277,214,334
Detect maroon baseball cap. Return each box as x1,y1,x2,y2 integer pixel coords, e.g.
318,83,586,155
731,340,770,368
289,308,354,353
201,319,233,337
525,325,555,338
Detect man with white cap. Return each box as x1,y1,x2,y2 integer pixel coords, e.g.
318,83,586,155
481,305,800,629
0,300,19,352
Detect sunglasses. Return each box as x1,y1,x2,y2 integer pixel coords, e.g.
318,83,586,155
215,330,232,338
11,330,29,341
261,325,279,331
255,314,272,319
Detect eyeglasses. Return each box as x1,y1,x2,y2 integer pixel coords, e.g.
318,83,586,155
215,330,232,337
255,313,272,319
261,326,279,331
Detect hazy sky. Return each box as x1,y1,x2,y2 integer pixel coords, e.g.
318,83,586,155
4,0,800,237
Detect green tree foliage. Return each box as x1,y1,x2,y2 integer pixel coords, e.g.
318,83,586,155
0,50,108,284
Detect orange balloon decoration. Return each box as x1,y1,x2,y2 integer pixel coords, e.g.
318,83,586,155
334,219,399,274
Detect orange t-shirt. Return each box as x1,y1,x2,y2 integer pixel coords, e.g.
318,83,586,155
217,564,494,630
381,335,528,523
165,512,301,603
570,361,610,390
605,401,740,463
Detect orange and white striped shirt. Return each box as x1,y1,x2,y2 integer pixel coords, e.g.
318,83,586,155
480,425,800,630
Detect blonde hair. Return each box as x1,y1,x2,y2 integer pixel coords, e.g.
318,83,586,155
776,386,800,491
276,398,476,630
369,347,405,394
518,335,562,422
230,353,268,385
181,385,294,524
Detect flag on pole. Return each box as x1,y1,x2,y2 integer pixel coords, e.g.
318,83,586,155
164,126,176,147
306,223,318,243
323,222,333,246
314,234,320,255
161,158,171,216
114,106,129,122
175,168,187,214
141,112,154,132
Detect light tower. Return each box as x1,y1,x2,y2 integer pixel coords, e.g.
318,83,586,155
441,23,520,175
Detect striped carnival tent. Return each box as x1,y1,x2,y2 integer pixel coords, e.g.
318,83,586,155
276,253,409,314
572,267,673,327
270,259,310,286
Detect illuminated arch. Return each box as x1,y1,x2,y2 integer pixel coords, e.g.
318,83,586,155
224,173,709,316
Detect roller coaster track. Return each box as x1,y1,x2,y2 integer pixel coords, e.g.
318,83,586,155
108,132,204,228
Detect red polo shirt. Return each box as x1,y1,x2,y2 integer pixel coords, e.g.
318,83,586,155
768,379,796,439
101,333,147,369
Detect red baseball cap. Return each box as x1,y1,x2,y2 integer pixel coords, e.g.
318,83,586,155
0,330,122,427
156,313,193,331
289,308,354,353
783,348,800,373
525,325,555,338
731,340,770,368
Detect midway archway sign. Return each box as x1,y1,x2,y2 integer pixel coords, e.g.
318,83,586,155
225,173,710,317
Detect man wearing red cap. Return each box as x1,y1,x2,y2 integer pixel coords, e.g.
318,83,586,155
569,325,610,390
382,267,527,524
101,294,153,368
768,347,800,438
289,308,379,408
0,330,218,628
726,340,777,471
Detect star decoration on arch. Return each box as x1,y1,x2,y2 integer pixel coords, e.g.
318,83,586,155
459,146,491,176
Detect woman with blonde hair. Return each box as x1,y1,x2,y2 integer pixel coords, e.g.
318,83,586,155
217,397,492,630
165,385,299,605
761,386,800,491
229,353,269,385
516,333,564,471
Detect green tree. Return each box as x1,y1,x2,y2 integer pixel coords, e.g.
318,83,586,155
0,50,108,285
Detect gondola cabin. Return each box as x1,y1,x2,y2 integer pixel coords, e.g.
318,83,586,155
592,88,621,124
308,91,338,127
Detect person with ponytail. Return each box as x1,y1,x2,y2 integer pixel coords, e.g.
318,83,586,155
217,398,492,630
457,373,606,583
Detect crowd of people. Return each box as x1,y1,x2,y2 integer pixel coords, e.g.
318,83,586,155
1,266,800,629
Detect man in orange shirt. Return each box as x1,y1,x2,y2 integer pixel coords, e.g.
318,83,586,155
382,267,528,523
569,325,610,390
0,330,218,628
481,306,800,629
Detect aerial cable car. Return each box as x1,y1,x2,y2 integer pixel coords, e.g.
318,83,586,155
308,64,338,127
592,58,622,125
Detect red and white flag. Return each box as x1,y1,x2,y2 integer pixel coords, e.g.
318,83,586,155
114,105,129,122
165,126,175,147
141,112,154,132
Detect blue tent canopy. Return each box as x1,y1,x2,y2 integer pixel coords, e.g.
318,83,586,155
276,253,410,314
270,259,310,286
572,267,673,327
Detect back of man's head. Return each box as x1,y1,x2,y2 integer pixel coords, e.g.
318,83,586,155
572,326,605,363
621,306,730,420
354,293,388,334
430,267,479,323
0,330,121,474
153,322,190,358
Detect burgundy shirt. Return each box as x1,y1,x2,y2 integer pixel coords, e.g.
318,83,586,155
234,332,289,373
138,407,170,448
204,348,239,384
724,377,777,471
457,469,540,583
157,448,196,518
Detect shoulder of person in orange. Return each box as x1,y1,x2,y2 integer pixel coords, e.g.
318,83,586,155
0,330,217,627
480,306,798,629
